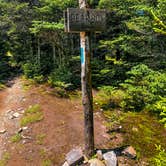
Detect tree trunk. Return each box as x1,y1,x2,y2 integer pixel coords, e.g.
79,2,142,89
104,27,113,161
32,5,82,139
37,37,40,66
52,43,56,65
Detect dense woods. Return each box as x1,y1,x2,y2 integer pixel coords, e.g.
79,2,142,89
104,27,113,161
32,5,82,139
0,0,166,165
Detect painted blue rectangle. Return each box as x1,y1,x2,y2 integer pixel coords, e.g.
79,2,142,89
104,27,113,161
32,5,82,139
80,47,85,64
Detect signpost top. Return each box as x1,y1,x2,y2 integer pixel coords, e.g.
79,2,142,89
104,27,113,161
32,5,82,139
64,8,106,33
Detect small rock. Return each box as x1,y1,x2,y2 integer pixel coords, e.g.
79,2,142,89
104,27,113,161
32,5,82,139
103,151,117,166
66,148,84,166
89,158,105,166
97,150,103,160
18,128,23,133
22,127,28,130
22,98,26,102
8,115,14,120
21,135,32,140
20,110,25,114
22,140,27,144
17,108,24,111
17,127,28,133
7,109,13,113
62,161,69,166
122,146,136,159
13,112,20,118
119,126,122,129
0,129,6,134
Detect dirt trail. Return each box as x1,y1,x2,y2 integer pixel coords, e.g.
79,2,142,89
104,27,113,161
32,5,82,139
0,78,110,166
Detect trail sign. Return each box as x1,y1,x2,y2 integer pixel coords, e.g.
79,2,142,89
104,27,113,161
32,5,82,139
64,8,106,33
64,1,107,158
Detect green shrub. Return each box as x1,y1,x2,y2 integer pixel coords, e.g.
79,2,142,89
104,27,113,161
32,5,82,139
152,145,166,166
120,64,166,112
95,86,126,109
48,66,72,89
95,86,115,109
95,64,166,121
23,62,41,78
23,62,45,83
151,97,166,127
33,75,45,83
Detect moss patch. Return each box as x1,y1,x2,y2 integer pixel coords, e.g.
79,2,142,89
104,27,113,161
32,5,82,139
120,111,166,160
104,110,166,164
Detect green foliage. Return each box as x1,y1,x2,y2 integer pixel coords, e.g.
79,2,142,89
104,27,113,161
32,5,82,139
91,58,128,87
98,0,166,69
152,145,166,166
48,66,72,88
151,10,166,35
22,62,42,79
120,64,166,111
30,21,64,34
95,86,115,109
151,97,166,127
95,64,166,129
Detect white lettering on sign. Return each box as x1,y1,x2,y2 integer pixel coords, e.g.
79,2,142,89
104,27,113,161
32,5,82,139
64,8,106,33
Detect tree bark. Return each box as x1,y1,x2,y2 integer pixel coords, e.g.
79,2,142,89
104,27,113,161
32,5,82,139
80,32,94,158
37,37,40,66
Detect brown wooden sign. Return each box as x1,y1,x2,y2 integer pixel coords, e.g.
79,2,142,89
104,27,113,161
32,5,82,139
64,8,106,33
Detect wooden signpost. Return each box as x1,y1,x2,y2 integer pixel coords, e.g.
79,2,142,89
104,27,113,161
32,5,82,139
64,8,106,32
64,0,106,158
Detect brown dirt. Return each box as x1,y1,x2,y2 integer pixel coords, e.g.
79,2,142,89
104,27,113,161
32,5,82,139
0,78,111,166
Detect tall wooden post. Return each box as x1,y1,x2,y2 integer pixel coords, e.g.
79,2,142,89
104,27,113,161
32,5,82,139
64,1,106,158
79,0,94,158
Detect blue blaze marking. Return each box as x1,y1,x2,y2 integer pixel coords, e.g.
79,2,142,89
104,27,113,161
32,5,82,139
80,47,85,64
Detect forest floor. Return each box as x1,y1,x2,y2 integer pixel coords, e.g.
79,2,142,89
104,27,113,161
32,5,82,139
0,77,165,166
0,77,111,166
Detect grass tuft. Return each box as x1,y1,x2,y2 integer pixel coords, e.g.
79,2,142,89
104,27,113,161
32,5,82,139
20,104,43,126
10,133,22,143
36,134,46,145
41,159,52,166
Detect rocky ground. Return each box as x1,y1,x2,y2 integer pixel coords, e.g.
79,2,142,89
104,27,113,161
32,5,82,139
0,78,111,166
